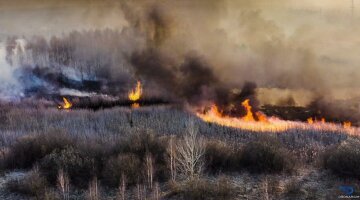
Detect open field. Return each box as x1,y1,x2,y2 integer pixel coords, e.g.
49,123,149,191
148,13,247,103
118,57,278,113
0,106,359,199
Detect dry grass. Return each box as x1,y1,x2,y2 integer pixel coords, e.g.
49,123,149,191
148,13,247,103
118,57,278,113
0,105,358,199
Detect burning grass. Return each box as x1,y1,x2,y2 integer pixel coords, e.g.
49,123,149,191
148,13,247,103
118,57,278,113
196,100,358,135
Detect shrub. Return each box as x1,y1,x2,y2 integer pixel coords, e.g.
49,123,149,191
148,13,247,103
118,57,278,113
6,168,48,198
40,147,95,187
102,153,142,187
240,139,295,173
113,132,169,181
115,132,167,162
5,129,74,169
172,177,235,200
323,139,360,178
204,140,236,173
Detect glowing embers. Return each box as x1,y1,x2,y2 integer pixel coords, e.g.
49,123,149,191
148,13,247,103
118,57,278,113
58,97,72,110
128,81,143,108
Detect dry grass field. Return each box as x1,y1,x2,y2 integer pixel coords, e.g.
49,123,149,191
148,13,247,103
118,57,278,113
0,105,358,199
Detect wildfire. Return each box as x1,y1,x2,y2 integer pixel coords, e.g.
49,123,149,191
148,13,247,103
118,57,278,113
197,99,290,132
58,97,72,109
128,81,143,102
196,99,358,134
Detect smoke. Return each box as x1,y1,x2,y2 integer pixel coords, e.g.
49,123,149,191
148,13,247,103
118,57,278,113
0,40,23,100
0,0,359,122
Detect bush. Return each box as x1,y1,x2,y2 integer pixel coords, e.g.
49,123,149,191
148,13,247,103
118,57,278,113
6,168,48,198
40,147,95,187
102,153,142,187
323,139,360,178
172,178,235,200
240,139,295,173
5,130,74,169
113,132,169,181
204,140,236,173
115,132,167,161
285,179,306,198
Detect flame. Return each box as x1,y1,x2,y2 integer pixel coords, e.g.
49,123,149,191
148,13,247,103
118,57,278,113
307,117,314,124
321,118,326,123
196,100,358,134
196,100,291,132
128,81,143,102
256,111,269,123
131,103,140,109
241,99,255,121
344,121,352,128
58,97,72,109
201,105,223,122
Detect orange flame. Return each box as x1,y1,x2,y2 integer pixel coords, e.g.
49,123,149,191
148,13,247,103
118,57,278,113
201,105,223,122
344,121,352,128
58,97,72,109
196,101,358,134
128,81,143,102
307,117,314,124
321,118,326,123
241,99,255,122
256,111,269,123
131,103,140,109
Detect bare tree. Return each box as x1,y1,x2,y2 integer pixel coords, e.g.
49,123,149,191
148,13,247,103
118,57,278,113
152,182,160,200
118,173,126,200
57,169,70,200
136,183,143,200
87,177,100,200
167,136,177,182
145,153,154,189
175,120,205,180
263,176,269,200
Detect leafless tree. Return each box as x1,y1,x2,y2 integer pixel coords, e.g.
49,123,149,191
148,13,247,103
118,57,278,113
136,183,143,200
167,136,177,182
57,169,70,200
263,176,269,200
175,120,205,180
145,153,154,189
118,173,126,200
152,182,160,200
87,177,100,200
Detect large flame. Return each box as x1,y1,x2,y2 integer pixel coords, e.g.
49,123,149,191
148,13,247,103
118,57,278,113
128,81,143,102
241,99,255,122
196,99,359,135
58,97,72,109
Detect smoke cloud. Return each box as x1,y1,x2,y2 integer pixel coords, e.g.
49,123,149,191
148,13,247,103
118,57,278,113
0,0,359,122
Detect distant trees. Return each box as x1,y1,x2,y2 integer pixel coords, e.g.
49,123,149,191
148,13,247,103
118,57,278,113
5,29,135,83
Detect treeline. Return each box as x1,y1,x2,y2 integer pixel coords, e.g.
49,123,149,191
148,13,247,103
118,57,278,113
6,28,142,83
